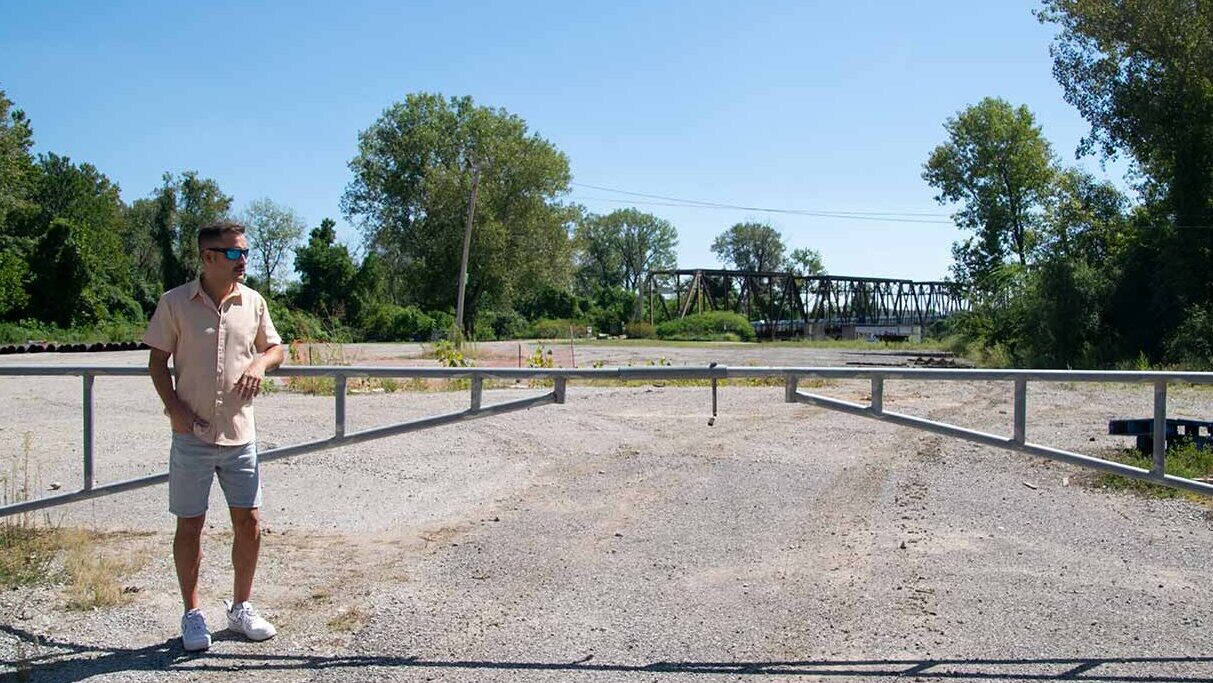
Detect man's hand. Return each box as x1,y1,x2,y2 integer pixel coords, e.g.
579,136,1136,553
235,359,267,400
169,403,208,434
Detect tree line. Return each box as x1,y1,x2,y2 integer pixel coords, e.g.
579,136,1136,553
924,0,1213,368
2,0,1208,368
0,89,822,346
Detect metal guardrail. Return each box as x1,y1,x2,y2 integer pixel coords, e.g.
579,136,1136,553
2,364,1212,517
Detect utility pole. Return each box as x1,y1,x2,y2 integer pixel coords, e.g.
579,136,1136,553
454,164,481,341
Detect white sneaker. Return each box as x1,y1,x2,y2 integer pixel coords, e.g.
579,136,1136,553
181,609,211,651
225,600,277,641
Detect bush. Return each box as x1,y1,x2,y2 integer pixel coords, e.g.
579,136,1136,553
267,298,349,343
360,303,435,342
656,311,755,342
517,285,581,321
624,321,656,339
474,308,529,341
424,310,455,340
0,319,147,345
584,287,635,336
1164,305,1213,369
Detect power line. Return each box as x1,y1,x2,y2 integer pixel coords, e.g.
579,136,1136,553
571,181,1213,229
571,181,955,222
571,195,955,225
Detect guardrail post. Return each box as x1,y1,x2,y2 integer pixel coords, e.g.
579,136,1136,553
334,374,346,439
785,374,798,403
470,375,483,412
870,376,884,415
554,377,567,404
1013,378,1027,445
83,373,94,490
1153,381,1167,476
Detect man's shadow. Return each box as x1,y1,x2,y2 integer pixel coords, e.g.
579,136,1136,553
5,625,1211,682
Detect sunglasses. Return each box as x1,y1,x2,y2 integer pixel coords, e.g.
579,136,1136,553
205,247,250,261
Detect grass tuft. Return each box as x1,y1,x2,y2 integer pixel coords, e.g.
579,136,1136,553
62,530,143,610
1096,443,1213,501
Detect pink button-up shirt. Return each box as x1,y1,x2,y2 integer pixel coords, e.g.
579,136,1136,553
143,279,281,445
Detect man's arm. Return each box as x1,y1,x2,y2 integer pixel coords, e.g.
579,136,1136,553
148,347,207,433
234,344,285,400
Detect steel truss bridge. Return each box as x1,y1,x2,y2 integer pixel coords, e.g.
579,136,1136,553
644,269,968,338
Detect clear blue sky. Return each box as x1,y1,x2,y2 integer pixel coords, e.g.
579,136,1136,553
0,0,1127,282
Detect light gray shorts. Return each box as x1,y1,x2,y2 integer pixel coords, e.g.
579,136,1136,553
169,432,262,518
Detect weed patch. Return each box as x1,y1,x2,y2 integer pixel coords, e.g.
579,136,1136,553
1094,443,1213,502
62,529,144,610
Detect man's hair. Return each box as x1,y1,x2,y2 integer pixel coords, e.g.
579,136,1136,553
197,220,246,248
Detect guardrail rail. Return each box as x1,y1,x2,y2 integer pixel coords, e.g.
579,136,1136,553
2,364,1211,516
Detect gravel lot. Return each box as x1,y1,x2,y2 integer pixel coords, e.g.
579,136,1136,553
1,342,1212,682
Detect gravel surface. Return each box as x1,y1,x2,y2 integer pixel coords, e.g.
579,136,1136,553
1,343,1212,682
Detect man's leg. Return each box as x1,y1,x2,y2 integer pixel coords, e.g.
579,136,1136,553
229,506,260,603
174,514,206,611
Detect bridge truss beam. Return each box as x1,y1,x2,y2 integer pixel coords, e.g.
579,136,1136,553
645,269,969,338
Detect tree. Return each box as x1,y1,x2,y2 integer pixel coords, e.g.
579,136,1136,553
711,222,787,272
294,218,357,317
0,90,36,232
575,208,677,293
788,247,825,275
342,93,574,330
122,197,165,313
1040,0,1213,325
1039,0,1213,231
1041,168,1129,264
573,213,623,293
28,218,91,326
923,98,1055,292
149,172,232,289
242,197,305,295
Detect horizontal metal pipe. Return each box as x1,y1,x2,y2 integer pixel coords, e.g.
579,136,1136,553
794,390,1213,497
259,390,556,463
3,364,1212,385
0,472,171,516
0,390,557,518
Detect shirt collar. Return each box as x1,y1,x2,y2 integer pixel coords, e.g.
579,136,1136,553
189,278,243,308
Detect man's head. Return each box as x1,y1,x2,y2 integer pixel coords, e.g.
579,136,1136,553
197,220,249,286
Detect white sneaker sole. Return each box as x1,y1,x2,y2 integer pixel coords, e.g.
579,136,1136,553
228,623,276,641
182,636,211,652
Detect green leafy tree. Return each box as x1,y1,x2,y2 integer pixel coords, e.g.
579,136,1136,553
788,247,825,275
1041,168,1129,264
29,218,91,326
32,154,128,282
242,197,305,295
0,247,29,317
0,90,36,232
923,98,1055,292
573,213,624,293
121,197,165,313
1039,0,1213,232
711,222,787,272
294,218,357,317
575,208,677,294
1040,0,1213,352
150,171,232,289
342,93,574,330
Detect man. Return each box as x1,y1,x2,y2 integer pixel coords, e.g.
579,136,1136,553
144,220,285,652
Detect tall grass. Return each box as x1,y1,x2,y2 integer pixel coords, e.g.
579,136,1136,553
1098,442,1213,501
1,433,141,609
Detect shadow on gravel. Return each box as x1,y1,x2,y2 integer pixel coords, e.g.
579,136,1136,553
6,626,1212,682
